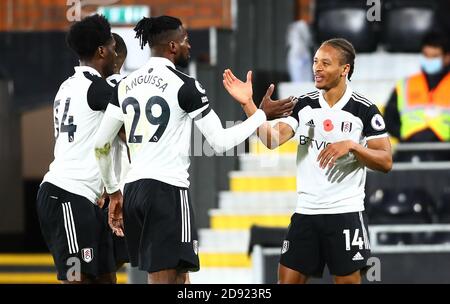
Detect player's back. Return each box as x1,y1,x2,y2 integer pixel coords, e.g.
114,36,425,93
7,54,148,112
115,57,209,188
43,66,111,203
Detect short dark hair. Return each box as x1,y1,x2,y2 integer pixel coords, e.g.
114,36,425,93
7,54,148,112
66,14,112,60
134,15,183,49
321,38,356,80
112,33,127,58
421,30,450,53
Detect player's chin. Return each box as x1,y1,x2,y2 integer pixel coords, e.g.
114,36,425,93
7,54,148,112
314,82,326,90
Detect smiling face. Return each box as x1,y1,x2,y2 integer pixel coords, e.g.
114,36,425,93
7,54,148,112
313,44,350,90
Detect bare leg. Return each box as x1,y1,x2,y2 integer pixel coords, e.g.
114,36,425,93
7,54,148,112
95,272,117,284
148,269,187,284
62,273,94,284
278,264,309,284
183,273,191,284
334,270,361,284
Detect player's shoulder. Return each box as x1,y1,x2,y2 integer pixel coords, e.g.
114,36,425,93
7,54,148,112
298,90,320,101
166,65,193,83
294,91,320,111
349,91,374,108
342,91,380,120
81,71,112,92
166,66,207,96
81,70,103,83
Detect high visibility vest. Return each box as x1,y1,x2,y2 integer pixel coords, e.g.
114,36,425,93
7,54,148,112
396,72,450,141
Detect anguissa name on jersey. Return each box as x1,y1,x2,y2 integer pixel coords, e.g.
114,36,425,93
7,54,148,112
125,73,169,94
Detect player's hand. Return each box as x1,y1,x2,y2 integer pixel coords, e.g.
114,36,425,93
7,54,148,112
108,190,124,237
97,188,109,209
317,140,355,169
222,69,253,106
259,84,295,120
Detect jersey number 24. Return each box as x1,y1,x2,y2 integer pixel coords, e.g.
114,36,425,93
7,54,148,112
54,98,77,142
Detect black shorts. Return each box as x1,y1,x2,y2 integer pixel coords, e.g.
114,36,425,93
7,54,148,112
123,179,199,273
279,211,371,277
36,182,116,281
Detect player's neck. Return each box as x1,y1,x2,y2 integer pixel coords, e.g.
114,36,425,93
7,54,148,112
79,60,104,78
151,48,175,65
322,81,347,107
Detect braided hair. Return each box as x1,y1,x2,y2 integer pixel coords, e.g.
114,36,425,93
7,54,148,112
134,16,182,49
321,38,356,80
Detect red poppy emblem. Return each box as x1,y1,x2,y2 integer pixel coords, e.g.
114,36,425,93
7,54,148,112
323,119,334,132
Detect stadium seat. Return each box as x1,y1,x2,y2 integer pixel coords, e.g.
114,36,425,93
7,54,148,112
367,188,435,224
377,231,438,245
248,225,288,255
382,0,438,52
313,0,378,52
437,190,450,223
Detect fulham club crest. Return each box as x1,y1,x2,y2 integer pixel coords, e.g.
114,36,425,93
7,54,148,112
193,240,199,255
341,121,353,133
281,240,290,254
81,248,93,263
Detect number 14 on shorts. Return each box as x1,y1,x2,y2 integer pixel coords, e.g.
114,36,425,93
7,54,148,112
343,229,364,251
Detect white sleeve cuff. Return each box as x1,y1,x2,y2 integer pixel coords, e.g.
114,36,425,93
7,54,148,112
279,116,298,132
366,133,389,141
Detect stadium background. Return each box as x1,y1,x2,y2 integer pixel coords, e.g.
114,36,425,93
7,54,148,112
0,0,450,283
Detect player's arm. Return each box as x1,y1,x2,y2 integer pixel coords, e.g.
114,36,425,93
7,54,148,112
93,86,125,236
317,105,393,173
351,137,392,172
178,76,267,153
86,73,114,111
194,108,267,153
222,69,296,149
317,137,392,173
94,104,124,194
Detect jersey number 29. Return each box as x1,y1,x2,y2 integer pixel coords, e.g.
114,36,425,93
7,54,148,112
122,96,170,143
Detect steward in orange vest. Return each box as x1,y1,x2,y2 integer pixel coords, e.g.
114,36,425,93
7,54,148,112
385,31,450,161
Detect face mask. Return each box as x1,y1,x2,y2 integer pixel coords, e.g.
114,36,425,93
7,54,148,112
420,56,444,75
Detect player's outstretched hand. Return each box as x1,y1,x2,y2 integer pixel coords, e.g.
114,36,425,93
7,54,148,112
223,69,253,106
108,190,124,237
259,84,296,120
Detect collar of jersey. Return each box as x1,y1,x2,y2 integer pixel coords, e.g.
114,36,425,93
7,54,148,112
148,57,175,68
107,73,124,82
318,84,353,110
74,65,101,77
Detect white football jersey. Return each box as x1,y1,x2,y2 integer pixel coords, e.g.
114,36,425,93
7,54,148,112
108,57,210,188
106,73,130,191
281,86,388,215
43,66,114,203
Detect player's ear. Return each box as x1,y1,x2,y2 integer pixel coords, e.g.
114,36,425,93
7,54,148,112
169,41,177,54
342,64,350,78
97,45,106,59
